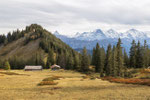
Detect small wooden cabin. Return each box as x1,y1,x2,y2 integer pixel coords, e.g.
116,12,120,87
51,65,61,70
24,66,42,71
148,66,150,69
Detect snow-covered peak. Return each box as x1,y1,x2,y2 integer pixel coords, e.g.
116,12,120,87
53,28,150,41
127,29,139,32
125,29,147,39
94,29,103,33
53,31,60,35
75,29,106,41
74,32,81,37
105,29,119,38
126,29,140,36
107,29,116,33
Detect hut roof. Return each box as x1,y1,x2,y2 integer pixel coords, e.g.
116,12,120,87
24,66,42,70
51,65,61,69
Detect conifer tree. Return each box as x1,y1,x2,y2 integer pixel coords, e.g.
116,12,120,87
136,41,143,68
67,54,74,69
35,53,45,68
143,40,149,68
129,40,137,68
74,54,80,70
100,47,105,76
111,45,117,77
105,44,112,76
4,61,11,70
116,38,124,76
57,51,66,69
81,47,90,72
7,32,12,42
46,49,55,68
124,49,129,67
91,47,96,66
95,43,101,72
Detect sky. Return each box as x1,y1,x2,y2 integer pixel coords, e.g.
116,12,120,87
1,0,150,36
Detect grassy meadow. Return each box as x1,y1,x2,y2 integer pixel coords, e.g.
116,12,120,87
0,69,150,100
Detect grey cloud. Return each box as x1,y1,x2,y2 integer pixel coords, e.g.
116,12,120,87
1,0,150,34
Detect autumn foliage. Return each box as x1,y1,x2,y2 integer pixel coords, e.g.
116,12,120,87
101,76,150,86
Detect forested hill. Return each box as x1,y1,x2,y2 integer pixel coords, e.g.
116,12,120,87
0,24,80,69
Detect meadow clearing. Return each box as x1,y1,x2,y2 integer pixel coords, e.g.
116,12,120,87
0,70,150,100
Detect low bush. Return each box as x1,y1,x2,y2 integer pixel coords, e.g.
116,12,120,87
140,75,150,79
38,81,58,86
90,76,96,80
42,77,54,81
42,76,63,81
101,76,150,86
38,76,62,86
141,69,150,74
82,75,90,79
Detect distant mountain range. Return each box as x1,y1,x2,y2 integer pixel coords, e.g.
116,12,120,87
53,29,150,53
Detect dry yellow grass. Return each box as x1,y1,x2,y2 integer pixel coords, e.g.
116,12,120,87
0,69,150,100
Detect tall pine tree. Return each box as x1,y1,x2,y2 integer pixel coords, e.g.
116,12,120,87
104,44,112,76
95,43,101,72
111,45,117,77
130,40,137,68
116,38,124,77
136,41,143,68
124,49,129,67
81,47,90,72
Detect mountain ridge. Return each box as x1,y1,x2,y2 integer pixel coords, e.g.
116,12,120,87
53,29,150,53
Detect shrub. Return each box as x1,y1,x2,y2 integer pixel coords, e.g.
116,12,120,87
42,77,54,81
42,76,63,81
140,75,150,79
38,76,63,86
38,81,58,86
141,69,150,74
82,75,90,79
90,76,96,80
101,76,150,86
4,61,11,70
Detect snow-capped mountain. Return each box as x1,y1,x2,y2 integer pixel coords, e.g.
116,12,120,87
53,29,150,53
75,29,106,41
74,32,81,38
73,28,150,40
53,31,60,36
104,29,120,38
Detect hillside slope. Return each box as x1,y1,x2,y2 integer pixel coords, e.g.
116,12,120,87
0,38,43,59
0,24,79,69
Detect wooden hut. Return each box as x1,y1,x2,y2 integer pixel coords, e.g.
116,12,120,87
51,65,61,70
24,66,42,71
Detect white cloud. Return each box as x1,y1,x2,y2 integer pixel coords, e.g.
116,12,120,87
0,0,150,35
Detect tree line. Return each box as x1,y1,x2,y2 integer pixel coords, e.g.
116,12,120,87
91,39,128,77
89,39,150,77
1,24,150,78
